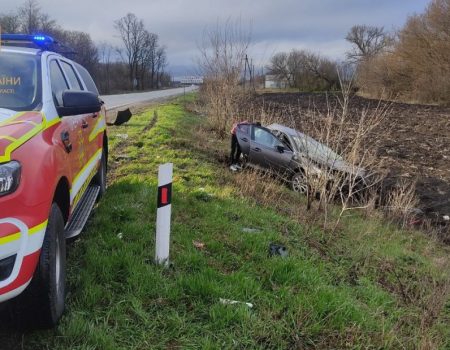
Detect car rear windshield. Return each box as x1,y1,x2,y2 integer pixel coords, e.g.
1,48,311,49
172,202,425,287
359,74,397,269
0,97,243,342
0,52,41,111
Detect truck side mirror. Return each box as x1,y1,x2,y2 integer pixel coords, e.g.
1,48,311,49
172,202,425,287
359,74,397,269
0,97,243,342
57,90,102,117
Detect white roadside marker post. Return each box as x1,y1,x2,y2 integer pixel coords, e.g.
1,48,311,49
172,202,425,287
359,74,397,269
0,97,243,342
155,163,173,266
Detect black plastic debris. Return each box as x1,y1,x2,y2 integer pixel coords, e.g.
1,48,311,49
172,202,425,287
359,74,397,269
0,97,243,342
114,108,132,126
268,243,288,258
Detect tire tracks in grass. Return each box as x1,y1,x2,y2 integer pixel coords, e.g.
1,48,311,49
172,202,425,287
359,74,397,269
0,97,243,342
107,110,158,185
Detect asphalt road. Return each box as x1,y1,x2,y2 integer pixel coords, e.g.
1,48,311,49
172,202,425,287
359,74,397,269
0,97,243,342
101,86,198,110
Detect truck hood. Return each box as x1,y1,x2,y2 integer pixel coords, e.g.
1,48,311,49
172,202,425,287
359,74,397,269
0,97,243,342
0,109,45,163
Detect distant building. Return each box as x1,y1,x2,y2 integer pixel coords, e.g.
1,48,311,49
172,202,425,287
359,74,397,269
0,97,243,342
265,74,289,89
173,76,204,85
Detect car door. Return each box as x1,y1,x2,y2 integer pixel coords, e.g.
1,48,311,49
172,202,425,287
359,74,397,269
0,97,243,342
250,126,293,173
235,123,251,156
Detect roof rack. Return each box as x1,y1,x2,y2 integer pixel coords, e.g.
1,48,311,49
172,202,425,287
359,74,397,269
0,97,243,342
0,34,76,55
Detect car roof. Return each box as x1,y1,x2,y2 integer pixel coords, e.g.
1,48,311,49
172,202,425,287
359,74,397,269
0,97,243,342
267,123,306,138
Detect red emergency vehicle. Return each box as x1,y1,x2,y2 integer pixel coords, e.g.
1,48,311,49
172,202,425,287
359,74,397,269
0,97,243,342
0,34,107,327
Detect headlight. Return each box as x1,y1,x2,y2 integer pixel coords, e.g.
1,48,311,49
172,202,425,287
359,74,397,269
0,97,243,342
0,161,21,197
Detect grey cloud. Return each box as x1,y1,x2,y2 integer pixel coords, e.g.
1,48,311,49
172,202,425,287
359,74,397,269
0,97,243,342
2,0,429,73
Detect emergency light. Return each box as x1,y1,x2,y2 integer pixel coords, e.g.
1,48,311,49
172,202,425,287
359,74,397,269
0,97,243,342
0,34,76,56
0,34,56,49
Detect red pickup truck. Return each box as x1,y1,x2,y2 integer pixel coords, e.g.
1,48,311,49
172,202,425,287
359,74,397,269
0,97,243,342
0,34,107,327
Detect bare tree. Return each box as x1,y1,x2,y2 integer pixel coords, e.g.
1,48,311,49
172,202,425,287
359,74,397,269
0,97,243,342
197,18,252,134
0,13,21,33
155,46,168,88
137,30,157,89
97,42,114,93
114,13,147,90
267,49,339,91
18,0,56,34
345,25,389,61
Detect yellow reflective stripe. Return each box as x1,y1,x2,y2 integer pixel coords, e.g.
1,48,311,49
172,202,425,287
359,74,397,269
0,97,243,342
0,122,43,163
29,220,48,235
0,111,61,163
0,112,26,127
88,115,106,142
71,164,97,209
71,148,102,191
0,219,48,245
0,232,20,245
0,136,16,142
4,120,38,126
43,117,60,129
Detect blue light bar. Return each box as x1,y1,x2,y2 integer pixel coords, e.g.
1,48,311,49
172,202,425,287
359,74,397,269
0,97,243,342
1,34,56,48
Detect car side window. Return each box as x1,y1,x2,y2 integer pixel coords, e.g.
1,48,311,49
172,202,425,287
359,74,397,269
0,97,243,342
49,60,69,107
252,127,283,148
60,61,83,90
237,123,249,135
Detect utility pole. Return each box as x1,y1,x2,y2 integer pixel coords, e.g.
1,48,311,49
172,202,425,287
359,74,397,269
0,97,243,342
243,54,248,90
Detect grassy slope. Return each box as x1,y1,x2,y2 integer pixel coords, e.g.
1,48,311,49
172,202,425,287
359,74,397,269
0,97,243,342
3,96,449,349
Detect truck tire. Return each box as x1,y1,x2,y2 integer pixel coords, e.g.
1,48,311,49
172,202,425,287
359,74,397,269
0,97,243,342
14,203,66,328
93,149,107,198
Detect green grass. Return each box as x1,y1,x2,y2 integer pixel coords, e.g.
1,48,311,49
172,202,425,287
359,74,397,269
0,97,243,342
2,95,449,349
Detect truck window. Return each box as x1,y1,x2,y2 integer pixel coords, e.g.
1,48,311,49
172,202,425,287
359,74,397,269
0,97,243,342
74,63,98,95
60,61,83,90
49,60,69,107
0,52,42,111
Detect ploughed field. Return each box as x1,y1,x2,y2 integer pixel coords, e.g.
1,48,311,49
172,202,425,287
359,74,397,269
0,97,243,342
250,92,450,240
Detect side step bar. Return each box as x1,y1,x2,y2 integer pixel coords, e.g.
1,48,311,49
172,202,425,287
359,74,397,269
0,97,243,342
65,184,100,239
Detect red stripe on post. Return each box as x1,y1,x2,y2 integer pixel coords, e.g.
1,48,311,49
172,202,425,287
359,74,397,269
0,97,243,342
161,187,168,205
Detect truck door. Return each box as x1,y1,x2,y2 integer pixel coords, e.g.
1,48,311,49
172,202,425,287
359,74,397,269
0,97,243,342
48,59,86,207
59,60,98,164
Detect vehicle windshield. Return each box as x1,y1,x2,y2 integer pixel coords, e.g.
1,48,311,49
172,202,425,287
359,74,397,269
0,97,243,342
292,134,344,162
0,51,41,111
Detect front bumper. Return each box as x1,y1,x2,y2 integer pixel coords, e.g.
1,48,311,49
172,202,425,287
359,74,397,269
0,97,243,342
0,218,47,302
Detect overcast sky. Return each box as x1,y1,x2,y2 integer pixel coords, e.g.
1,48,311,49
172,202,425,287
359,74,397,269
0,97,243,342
3,0,430,75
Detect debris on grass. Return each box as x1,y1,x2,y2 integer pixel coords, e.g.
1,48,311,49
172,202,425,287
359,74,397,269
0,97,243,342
242,227,261,233
114,108,133,126
268,243,288,257
115,133,129,139
219,298,253,308
193,188,214,202
192,240,205,250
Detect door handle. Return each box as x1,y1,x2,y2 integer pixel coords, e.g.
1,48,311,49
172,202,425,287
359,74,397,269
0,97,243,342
241,137,248,142
81,120,89,129
252,147,261,152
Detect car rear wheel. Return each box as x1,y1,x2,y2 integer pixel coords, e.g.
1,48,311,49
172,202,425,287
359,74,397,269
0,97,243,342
291,172,308,194
14,203,66,328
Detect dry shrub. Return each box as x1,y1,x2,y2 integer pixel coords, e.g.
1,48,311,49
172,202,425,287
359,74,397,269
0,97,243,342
197,18,252,136
383,180,420,227
356,0,450,104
